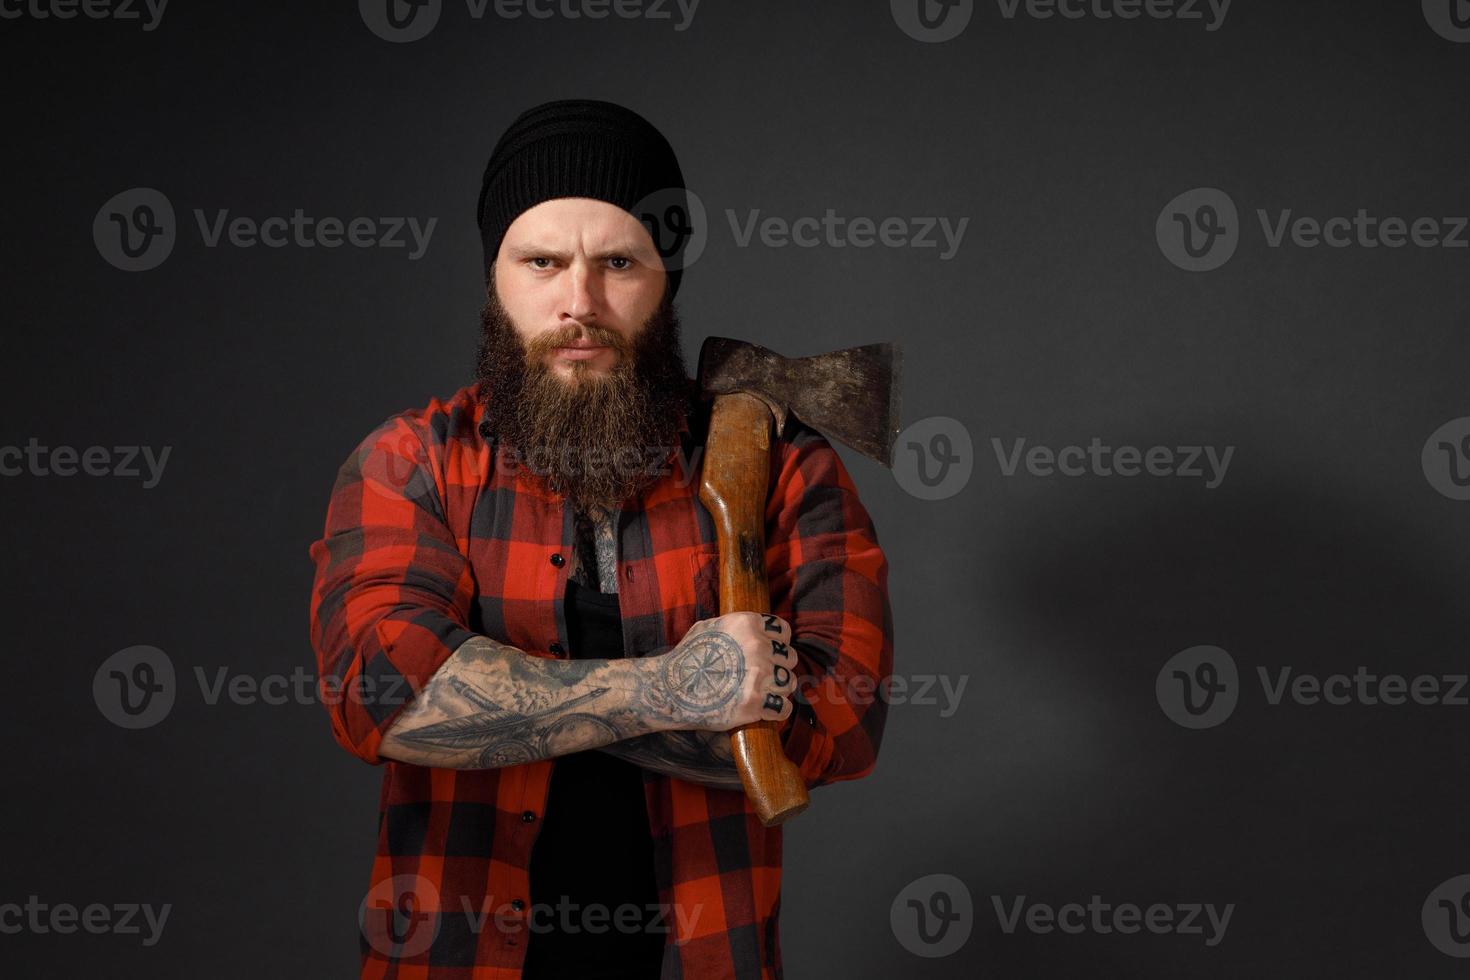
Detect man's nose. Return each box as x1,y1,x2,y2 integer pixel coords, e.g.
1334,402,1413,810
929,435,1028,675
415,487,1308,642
560,262,599,324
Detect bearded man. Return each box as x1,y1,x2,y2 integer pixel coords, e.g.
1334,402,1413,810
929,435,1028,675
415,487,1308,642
308,99,894,980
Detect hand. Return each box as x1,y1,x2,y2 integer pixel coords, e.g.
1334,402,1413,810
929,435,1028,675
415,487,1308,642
655,612,797,732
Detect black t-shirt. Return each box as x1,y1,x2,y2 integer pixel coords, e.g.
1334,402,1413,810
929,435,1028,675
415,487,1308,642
521,578,666,979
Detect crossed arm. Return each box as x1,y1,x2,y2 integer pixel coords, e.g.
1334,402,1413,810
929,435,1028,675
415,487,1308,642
379,631,757,790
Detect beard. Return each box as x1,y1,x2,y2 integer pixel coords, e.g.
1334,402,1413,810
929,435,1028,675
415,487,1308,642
474,285,692,512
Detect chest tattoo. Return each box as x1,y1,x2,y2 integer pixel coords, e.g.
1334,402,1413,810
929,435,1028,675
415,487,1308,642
569,503,619,594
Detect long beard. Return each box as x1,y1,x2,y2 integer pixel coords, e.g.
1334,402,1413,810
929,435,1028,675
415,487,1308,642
474,288,691,511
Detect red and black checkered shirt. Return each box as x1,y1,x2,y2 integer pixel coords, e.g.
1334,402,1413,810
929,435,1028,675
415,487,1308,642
308,380,894,979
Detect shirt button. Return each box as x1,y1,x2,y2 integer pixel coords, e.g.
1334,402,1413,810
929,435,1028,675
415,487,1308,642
549,641,565,656
550,553,565,567
521,810,536,823
511,899,526,912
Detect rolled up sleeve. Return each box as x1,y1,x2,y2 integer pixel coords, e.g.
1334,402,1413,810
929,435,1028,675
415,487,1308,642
764,419,895,789
307,414,478,764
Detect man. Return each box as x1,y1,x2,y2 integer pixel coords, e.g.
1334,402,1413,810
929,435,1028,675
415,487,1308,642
308,99,894,979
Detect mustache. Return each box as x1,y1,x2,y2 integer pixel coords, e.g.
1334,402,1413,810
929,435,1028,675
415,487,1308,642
523,323,630,359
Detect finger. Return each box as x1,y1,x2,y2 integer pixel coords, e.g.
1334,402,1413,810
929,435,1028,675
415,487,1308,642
770,636,793,662
760,612,784,635
762,692,785,716
772,664,792,689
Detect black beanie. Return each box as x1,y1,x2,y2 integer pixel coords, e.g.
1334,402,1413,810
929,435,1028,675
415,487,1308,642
476,99,688,296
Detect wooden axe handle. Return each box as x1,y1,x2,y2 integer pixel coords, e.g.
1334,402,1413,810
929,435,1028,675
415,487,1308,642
697,392,810,827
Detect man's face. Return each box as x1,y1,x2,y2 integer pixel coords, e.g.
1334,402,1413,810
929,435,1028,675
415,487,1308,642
475,197,690,512
492,197,668,383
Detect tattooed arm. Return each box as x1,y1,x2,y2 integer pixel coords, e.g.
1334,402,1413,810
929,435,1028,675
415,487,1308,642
379,615,799,770
595,730,744,790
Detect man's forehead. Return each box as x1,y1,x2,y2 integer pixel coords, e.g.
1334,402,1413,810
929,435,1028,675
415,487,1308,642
503,197,655,251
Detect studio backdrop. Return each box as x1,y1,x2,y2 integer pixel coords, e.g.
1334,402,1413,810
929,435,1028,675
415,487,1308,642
3,1,1468,977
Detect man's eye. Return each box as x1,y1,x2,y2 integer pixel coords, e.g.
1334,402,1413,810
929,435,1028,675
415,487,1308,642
608,257,632,271
528,257,553,270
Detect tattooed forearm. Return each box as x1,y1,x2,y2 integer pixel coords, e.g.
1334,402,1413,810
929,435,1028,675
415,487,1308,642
380,635,679,769
379,617,767,769
596,730,743,790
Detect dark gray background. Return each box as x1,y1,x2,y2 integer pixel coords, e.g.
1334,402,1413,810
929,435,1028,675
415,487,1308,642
3,0,1468,976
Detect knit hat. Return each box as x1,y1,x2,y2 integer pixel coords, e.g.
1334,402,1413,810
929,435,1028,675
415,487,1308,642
476,99,689,296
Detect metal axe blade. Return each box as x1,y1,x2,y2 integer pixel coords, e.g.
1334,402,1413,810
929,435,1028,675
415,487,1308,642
696,336,905,467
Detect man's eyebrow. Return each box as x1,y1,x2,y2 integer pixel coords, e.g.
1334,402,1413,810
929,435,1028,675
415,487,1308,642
504,242,652,262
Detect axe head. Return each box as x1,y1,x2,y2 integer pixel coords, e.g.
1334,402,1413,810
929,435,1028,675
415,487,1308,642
696,336,904,467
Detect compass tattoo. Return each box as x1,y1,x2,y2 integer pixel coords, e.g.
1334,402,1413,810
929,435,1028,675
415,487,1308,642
660,630,746,722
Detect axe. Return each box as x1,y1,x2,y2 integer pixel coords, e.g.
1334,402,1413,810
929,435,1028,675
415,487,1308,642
696,336,903,826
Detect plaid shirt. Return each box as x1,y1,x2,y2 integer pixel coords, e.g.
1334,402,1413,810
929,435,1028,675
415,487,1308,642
308,380,894,979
